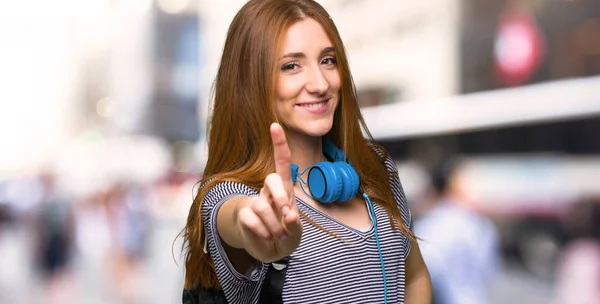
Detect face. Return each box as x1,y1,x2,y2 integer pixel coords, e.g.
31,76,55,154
275,18,341,141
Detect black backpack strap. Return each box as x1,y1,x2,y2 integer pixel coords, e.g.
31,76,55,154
182,287,199,304
183,285,228,304
258,257,289,304
183,257,289,304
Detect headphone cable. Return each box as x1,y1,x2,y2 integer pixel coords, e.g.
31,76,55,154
363,192,388,304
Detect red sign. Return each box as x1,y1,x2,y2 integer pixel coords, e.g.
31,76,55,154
494,8,545,87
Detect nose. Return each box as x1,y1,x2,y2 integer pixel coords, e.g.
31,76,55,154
305,65,330,95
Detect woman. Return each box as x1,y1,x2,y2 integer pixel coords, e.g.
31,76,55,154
181,0,432,303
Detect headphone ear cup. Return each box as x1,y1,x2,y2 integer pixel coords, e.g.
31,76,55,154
334,162,359,202
308,162,342,203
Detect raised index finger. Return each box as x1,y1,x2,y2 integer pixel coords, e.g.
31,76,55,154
270,123,292,186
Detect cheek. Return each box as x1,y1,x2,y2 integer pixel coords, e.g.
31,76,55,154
330,74,342,108
276,77,303,102
330,72,342,92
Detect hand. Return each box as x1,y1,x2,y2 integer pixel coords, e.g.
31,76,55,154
237,123,303,262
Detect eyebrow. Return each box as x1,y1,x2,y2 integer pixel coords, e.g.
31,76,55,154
279,46,335,60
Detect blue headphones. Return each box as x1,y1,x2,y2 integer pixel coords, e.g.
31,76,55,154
290,139,360,203
290,139,389,304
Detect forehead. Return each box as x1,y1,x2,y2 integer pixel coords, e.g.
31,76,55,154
279,18,333,54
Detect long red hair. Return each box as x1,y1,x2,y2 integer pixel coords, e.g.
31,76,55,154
181,0,415,289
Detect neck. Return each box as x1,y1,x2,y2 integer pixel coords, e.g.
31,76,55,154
287,133,327,174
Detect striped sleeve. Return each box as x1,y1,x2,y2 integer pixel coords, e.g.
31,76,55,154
383,154,414,260
201,181,267,304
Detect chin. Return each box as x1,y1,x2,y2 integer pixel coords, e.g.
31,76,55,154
301,120,334,137
284,121,332,139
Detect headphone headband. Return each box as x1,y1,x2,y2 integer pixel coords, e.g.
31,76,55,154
291,139,346,185
322,139,345,162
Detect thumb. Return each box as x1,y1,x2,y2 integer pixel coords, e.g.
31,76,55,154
282,207,302,238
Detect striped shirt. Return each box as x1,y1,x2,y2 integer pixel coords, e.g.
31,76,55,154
201,154,413,304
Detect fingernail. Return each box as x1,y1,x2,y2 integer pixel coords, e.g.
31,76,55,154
280,233,288,240
281,206,290,216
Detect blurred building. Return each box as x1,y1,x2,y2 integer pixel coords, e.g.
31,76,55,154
326,0,461,104
359,0,600,281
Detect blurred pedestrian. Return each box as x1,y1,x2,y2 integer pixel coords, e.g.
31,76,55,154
414,158,501,304
32,172,77,303
554,197,600,304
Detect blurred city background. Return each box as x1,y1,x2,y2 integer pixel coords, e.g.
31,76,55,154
1,0,599,303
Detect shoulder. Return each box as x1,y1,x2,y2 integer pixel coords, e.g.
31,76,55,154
205,179,259,195
364,140,406,207
201,179,259,210
366,141,397,175
366,140,389,159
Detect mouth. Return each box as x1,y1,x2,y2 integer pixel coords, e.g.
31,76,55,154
297,98,329,109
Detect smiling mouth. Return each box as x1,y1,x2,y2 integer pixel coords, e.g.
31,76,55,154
298,99,329,108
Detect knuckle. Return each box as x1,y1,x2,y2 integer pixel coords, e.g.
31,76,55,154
245,221,260,232
252,200,272,214
238,205,251,217
276,157,289,166
271,193,287,205
239,215,262,233
248,196,259,205
238,212,255,229
238,206,253,220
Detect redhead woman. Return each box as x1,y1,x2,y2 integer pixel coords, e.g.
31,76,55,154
181,0,432,303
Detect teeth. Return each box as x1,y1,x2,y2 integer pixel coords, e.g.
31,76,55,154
301,101,326,108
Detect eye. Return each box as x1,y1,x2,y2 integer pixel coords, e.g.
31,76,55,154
281,62,300,71
321,56,337,66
